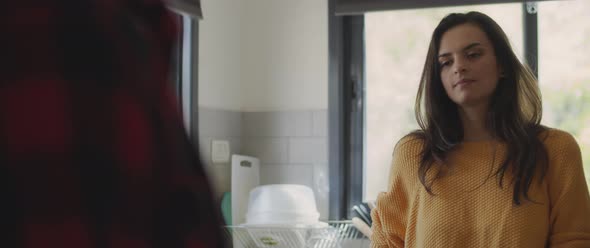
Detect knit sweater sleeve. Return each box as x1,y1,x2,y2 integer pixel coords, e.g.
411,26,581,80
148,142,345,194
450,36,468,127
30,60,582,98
546,130,590,247
371,136,422,248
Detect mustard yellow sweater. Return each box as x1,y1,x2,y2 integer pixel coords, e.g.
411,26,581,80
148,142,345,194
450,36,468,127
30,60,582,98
371,129,590,248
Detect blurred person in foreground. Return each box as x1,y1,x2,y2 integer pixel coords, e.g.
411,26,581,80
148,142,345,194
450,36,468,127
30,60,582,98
0,1,225,247
370,11,590,247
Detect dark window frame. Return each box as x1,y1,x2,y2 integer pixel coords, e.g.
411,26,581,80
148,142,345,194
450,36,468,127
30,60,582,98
172,14,184,107
329,1,540,220
171,14,200,139
328,0,365,219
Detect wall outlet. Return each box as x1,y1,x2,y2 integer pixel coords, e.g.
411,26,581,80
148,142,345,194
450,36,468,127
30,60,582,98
211,140,231,164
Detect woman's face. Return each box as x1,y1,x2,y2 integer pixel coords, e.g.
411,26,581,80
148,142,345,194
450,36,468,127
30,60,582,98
438,23,501,108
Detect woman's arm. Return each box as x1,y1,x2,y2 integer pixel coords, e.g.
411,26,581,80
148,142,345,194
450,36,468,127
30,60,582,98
547,131,590,247
370,137,421,248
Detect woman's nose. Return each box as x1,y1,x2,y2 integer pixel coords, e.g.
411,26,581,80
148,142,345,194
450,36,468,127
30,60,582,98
453,58,468,74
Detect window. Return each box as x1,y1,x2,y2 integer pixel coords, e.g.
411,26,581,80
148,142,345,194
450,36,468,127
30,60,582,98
538,0,590,186
364,3,524,201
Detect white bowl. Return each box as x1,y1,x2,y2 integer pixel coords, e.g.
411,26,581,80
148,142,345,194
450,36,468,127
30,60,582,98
245,184,320,225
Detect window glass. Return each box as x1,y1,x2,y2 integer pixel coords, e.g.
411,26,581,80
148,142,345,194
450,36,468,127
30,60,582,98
538,0,590,188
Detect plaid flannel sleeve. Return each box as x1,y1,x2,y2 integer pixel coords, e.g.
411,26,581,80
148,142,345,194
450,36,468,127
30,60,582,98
0,1,226,247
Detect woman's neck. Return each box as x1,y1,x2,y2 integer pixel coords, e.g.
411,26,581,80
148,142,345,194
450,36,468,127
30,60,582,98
458,104,493,142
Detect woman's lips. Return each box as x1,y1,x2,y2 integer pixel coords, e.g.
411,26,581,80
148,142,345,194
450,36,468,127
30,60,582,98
455,79,475,87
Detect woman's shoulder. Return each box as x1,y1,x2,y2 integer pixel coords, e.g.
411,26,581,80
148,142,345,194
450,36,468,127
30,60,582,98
539,127,580,153
538,128,582,174
392,132,426,160
395,132,425,149
538,128,586,197
388,132,426,183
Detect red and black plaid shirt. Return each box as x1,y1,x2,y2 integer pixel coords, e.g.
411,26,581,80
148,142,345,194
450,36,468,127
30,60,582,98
0,1,225,247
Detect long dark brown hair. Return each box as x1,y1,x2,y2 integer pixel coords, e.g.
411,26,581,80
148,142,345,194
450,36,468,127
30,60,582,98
411,11,548,205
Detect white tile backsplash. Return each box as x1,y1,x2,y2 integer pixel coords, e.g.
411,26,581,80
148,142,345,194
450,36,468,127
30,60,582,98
312,110,328,137
287,111,314,137
242,138,289,164
243,111,313,137
197,108,243,200
259,164,314,189
198,109,329,219
198,107,242,137
199,137,242,166
288,137,327,164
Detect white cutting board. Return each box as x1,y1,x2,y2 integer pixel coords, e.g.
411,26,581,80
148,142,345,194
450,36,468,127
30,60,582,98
231,154,260,226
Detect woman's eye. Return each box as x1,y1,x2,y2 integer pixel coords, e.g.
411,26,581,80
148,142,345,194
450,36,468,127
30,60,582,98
439,61,451,67
467,52,481,59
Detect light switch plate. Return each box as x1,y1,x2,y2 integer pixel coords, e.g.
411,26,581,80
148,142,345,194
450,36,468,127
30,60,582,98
211,140,231,163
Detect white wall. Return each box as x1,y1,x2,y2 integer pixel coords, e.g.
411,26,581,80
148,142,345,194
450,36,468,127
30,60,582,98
240,0,328,112
198,0,328,112
198,0,244,111
197,0,329,219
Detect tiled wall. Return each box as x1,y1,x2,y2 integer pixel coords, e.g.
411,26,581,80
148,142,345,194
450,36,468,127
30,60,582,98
197,107,243,199
242,110,329,220
196,107,330,220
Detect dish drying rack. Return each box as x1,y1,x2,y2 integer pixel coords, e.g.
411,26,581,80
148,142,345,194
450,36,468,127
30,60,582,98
223,221,370,248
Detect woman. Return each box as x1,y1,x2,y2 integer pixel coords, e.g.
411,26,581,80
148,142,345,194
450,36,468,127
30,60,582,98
370,11,590,247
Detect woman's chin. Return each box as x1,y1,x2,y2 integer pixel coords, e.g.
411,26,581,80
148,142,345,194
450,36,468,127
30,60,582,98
453,96,488,108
